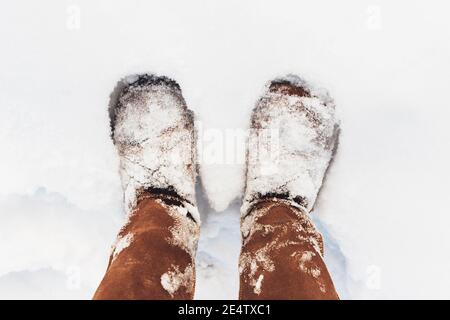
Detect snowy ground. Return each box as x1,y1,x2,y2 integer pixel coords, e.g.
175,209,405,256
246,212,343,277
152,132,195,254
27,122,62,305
1,0,450,299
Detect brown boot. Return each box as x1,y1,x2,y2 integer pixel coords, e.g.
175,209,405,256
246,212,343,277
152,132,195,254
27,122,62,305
240,75,340,299
94,74,199,300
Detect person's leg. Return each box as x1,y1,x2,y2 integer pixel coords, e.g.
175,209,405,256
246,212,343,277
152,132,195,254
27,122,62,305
239,200,338,299
240,76,340,299
94,74,199,300
94,193,199,299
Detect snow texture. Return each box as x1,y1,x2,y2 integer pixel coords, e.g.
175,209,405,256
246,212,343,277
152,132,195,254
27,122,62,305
111,233,133,262
161,264,195,297
1,0,450,299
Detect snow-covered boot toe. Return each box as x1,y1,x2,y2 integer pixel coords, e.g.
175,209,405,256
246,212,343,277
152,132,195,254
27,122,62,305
241,75,340,218
111,74,199,223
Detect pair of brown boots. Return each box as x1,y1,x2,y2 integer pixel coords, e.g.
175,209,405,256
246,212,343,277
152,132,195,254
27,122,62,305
94,74,339,299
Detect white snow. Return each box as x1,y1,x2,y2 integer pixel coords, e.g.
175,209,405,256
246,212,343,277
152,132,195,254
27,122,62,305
111,233,133,262
1,0,450,299
160,264,195,297
254,275,264,295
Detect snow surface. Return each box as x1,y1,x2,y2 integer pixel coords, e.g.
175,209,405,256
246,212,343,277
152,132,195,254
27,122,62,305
1,0,450,299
